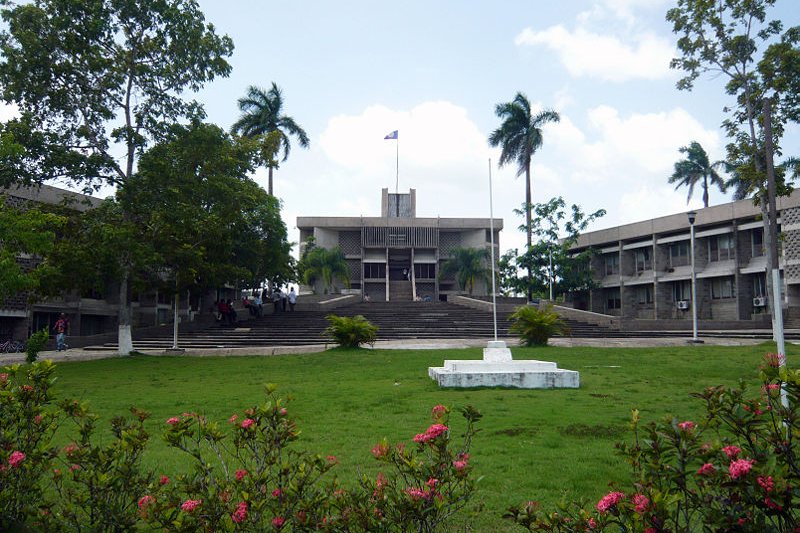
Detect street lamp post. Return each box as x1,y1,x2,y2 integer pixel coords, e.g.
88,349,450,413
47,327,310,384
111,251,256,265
687,211,702,344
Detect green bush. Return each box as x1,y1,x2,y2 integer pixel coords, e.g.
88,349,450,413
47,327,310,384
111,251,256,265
508,305,566,346
324,314,378,348
25,328,49,363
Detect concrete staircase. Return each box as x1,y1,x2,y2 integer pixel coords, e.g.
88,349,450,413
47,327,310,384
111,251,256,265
389,280,413,301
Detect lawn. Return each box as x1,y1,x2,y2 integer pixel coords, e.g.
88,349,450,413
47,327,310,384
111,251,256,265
39,342,792,531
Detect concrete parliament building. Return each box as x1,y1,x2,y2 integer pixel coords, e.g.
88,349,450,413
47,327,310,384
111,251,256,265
297,189,503,301
569,190,800,327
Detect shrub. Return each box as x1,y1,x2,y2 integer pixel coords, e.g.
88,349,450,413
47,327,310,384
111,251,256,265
25,328,49,363
324,314,378,348
508,304,566,346
505,353,800,532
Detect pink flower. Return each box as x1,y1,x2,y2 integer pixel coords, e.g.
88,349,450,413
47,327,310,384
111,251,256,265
587,517,598,529
758,475,774,492
138,495,155,511
326,455,338,464
426,478,439,488
764,496,783,510
632,493,649,513
763,353,783,368
272,516,285,529
0,373,8,385
697,463,716,476
431,404,447,420
181,499,201,512
453,460,468,471
235,469,248,481
371,441,390,458
166,417,180,425
729,458,755,480
722,445,741,459
8,451,25,468
52,468,61,477
413,423,448,444
63,443,79,457
376,472,388,491
34,414,43,424
159,475,170,485
69,464,81,472
228,414,238,424
241,418,255,429
279,407,287,416
677,421,695,431
231,501,248,523
404,487,429,501
596,491,625,513
272,488,283,498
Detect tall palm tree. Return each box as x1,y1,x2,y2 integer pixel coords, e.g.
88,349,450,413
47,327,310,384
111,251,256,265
439,247,491,296
300,246,350,294
668,141,726,207
231,83,309,196
489,92,559,301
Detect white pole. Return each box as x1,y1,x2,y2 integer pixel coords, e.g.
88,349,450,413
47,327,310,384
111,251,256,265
549,248,554,301
772,268,788,408
488,158,498,341
172,278,179,350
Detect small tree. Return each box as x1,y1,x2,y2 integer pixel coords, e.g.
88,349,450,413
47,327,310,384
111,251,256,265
439,247,491,296
323,314,378,348
299,246,350,294
508,305,567,347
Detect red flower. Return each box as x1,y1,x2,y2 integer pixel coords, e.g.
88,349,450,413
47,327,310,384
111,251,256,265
722,445,741,459
159,475,170,485
181,499,201,512
272,516,285,529
371,441,390,459
632,493,650,513
8,451,25,468
697,463,716,476
235,469,248,481
241,418,255,429
677,420,695,431
596,491,624,513
166,417,180,425
231,501,248,523
729,458,755,480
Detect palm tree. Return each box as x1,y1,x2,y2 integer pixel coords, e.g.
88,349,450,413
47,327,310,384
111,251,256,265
231,83,309,196
439,247,491,296
489,92,559,301
668,141,726,207
299,246,350,294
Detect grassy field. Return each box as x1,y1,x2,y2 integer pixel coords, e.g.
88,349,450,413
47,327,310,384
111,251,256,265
37,342,795,531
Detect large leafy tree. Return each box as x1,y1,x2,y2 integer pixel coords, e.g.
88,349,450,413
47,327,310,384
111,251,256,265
231,83,310,196
667,0,800,316
489,93,559,301
0,0,233,355
439,247,491,296
502,197,605,300
668,141,727,207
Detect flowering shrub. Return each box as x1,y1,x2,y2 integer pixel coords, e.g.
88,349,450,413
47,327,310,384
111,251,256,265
506,353,800,531
1,362,481,531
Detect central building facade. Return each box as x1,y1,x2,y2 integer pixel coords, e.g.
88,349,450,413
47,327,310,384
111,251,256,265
296,189,502,301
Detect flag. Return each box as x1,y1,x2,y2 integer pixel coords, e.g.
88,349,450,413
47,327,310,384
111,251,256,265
384,130,398,140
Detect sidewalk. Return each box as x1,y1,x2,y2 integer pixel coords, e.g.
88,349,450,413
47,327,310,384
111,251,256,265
0,335,771,365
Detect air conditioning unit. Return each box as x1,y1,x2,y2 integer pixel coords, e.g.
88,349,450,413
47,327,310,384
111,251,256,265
753,296,767,307
676,300,690,310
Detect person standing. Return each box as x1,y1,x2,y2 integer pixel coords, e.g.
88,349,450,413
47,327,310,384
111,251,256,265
281,289,288,312
272,288,281,313
53,313,69,351
288,287,297,311
253,292,263,317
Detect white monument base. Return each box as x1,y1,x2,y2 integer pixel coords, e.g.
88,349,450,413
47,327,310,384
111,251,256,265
428,341,579,389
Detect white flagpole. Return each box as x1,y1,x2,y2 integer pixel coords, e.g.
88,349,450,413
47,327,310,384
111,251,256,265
489,158,498,341
395,135,399,216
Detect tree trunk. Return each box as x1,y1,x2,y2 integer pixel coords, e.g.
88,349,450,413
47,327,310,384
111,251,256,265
268,166,274,196
117,267,134,355
525,164,533,302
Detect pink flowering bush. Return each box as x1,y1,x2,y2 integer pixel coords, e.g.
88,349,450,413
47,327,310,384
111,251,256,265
345,404,482,532
506,354,800,531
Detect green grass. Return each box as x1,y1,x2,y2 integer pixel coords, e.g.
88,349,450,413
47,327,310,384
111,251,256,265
41,342,794,531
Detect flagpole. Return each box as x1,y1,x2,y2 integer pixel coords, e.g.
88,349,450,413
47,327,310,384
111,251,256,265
395,136,399,217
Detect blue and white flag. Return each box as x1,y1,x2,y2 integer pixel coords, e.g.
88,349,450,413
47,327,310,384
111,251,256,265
384,130,398,140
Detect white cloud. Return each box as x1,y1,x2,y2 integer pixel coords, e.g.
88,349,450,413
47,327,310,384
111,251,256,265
515,25,674,82
599,0,672,23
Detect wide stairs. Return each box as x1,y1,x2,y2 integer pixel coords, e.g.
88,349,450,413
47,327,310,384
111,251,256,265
88,302,792,351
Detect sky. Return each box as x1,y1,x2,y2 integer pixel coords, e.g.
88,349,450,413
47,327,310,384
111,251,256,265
5,0,800,257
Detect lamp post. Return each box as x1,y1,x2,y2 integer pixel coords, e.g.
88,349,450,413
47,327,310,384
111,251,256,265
687,211,702,344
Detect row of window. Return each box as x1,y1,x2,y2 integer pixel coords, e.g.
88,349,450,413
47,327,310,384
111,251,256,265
604,274,764,311
604,229,764,275
363,264,437,279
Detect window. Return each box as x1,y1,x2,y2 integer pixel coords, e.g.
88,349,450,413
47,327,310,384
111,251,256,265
634,248,651,272
669,242,689,267
363,263,386,279
752,228,764,257
709,234,734,261
605,288,621,311
604,254,619,276
672,280,691,301
636,285,653,305
753,273,766,297
711,277,735,299
414,264,436,279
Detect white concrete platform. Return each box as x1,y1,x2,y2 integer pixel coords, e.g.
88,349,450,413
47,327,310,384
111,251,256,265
428,341,580,389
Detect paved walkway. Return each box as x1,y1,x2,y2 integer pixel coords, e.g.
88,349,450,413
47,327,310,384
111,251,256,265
0,335,772,365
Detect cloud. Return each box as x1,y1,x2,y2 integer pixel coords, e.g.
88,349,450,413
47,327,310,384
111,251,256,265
515,25,674,82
